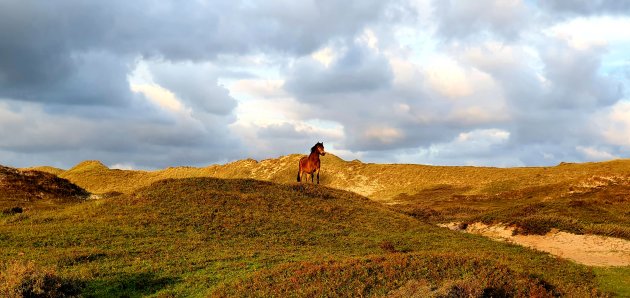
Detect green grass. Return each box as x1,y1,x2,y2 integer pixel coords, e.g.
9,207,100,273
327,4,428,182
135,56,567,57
0,177,609,297
393,179,630,240
593,267,630,297
50,154,630,242
214,253,571,297
6,157,630,296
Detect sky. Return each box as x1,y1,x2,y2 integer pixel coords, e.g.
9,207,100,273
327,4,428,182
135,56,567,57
1,0,630,169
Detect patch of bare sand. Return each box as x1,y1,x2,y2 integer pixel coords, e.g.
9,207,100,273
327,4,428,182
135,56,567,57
439,222,630,267
339,174,382,198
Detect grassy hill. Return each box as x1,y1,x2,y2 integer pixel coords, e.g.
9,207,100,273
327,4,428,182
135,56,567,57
0,165,88,211
10,156,630,295
25,166,65,176
0,177,606,297
54,155,630,201
51,155,630,240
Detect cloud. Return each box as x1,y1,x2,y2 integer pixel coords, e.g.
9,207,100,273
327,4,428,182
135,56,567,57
231,121,344,159
576,146,618,160
539,37,622,109
597,100,630,148
432,0,531,41
540,0,630,16
0,99,242,168
284,42,393,96
147,61,237,116
1,0,629,168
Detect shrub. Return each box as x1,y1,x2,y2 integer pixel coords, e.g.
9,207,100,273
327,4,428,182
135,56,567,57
212,253,589,297
0,261,82,297
2,207,23,215
379,241,398,253
402,207,442,221
585,224,630,239
511,215,582,236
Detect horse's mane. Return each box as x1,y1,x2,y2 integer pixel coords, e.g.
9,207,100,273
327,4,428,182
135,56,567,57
310,142,323,153
310,145,317,153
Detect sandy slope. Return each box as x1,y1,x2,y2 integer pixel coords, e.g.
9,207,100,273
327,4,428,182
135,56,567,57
440,222,630,266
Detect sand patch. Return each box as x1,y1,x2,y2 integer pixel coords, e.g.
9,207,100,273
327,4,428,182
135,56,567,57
439,222,630,267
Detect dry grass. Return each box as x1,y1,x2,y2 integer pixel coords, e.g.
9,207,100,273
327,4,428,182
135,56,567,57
0,261,82,297
0,176,607,296
213,253,600,297
26,166,65,176
0,165,88,211
53,155,630,202
7,156,630,296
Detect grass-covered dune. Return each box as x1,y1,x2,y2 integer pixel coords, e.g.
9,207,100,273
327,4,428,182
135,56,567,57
0,177,606,297
0,165,88,211
49,156,630,203
39,156,630,241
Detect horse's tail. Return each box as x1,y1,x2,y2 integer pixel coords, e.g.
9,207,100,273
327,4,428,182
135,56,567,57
297,161,301,182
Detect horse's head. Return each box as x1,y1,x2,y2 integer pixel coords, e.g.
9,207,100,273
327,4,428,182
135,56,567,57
312,142,326,156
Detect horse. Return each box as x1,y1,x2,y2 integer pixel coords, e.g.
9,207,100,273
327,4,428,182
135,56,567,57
297,142,326,184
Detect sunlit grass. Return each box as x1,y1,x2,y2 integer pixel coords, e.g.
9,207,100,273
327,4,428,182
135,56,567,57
8,157,630,296
0,178,608,296
593,267,630,297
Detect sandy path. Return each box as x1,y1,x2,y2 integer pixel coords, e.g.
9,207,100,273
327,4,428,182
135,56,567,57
439,222,630,267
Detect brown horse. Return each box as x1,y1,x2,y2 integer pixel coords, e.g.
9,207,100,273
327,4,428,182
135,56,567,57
297,142,326,184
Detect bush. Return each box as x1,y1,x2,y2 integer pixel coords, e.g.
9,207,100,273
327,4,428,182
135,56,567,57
379,241,398,253
212,253,588,297
511,215,582,236
402,207,442,221
0,261,82,297
2,207,23,215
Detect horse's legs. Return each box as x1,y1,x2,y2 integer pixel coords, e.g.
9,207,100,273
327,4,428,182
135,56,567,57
316,169,320,184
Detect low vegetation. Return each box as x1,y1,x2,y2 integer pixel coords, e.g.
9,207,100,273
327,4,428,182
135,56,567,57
0,261,82,297
215,253,584,297
393,174,630,240
0,165,88,212
0,172,611,296
43,155,630,242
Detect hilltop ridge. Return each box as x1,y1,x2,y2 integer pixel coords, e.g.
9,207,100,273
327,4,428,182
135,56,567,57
0,165,88,209
53,154,630,201
67,160,109,172
45,155,630,242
